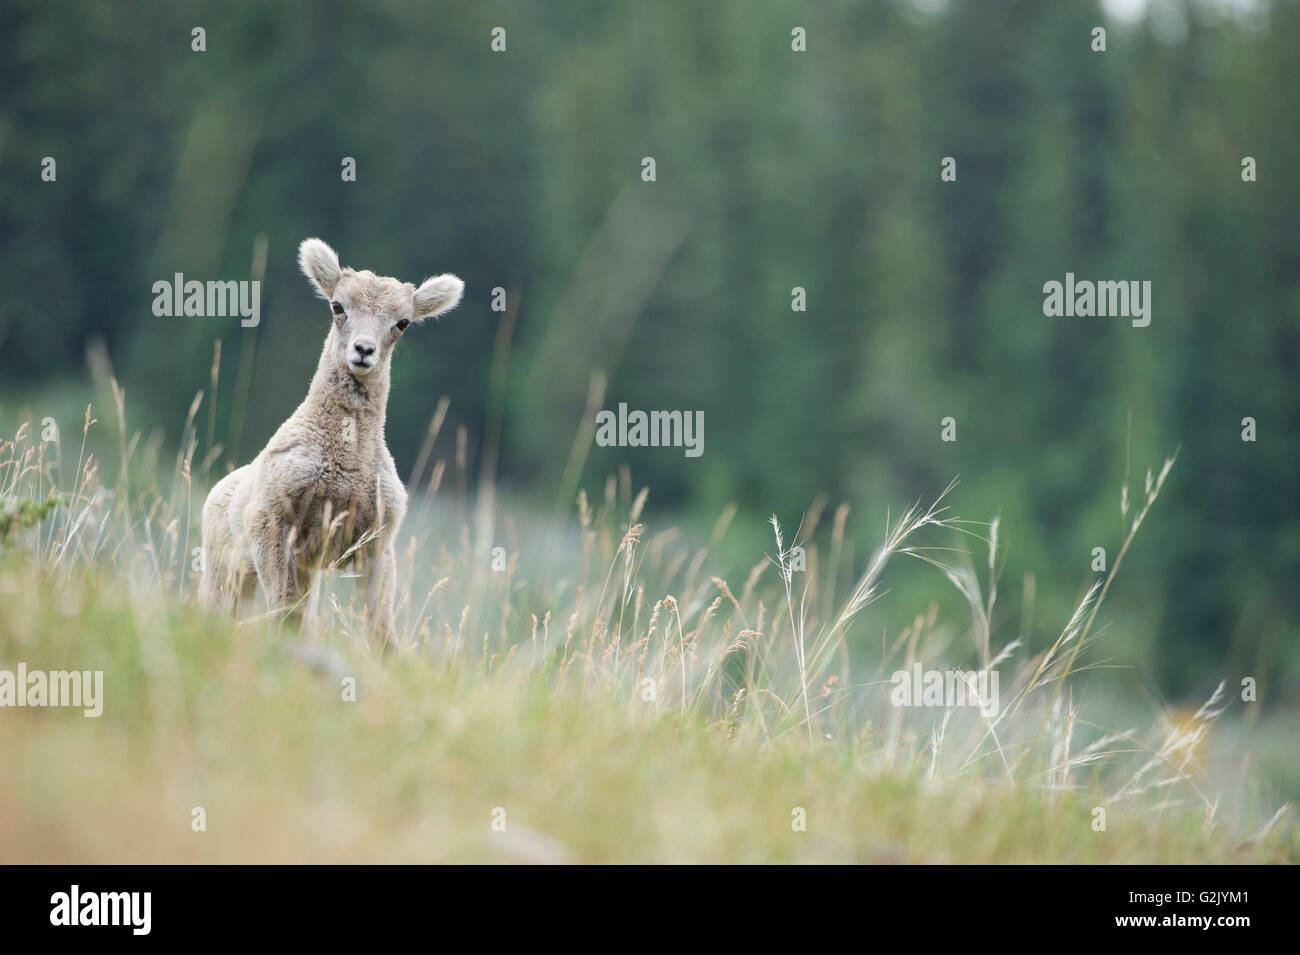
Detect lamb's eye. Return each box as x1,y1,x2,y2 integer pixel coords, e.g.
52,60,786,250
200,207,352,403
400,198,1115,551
331,301,345,316
395,319,410,332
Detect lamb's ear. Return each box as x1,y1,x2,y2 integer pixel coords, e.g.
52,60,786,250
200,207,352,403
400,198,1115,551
412,274,465,321
299,238,342,299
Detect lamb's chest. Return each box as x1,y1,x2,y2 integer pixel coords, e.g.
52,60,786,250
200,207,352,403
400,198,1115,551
292,460,381,556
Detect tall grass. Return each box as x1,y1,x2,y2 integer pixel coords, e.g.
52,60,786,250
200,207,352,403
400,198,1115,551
0,370,1293,862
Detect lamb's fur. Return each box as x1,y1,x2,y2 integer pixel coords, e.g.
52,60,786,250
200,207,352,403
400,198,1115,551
198,238,464,643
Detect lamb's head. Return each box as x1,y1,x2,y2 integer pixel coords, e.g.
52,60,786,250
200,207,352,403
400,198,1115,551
298,237,465,378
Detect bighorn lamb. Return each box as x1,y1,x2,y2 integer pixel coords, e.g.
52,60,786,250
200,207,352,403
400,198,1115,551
199,238,464,642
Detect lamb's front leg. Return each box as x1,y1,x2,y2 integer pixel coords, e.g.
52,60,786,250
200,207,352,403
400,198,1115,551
251,511,300,622
361,539,398,649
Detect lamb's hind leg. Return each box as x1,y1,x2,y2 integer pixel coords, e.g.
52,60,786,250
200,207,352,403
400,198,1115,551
199,483,238,613
198,551,234,613
234,558,258,618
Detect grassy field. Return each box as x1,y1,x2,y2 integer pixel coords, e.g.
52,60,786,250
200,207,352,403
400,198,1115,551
0,394,1295,863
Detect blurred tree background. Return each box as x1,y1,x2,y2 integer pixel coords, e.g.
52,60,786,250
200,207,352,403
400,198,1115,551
1,0,1296,702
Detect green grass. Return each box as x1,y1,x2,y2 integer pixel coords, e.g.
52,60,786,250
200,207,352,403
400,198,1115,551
0,397,1295,863
2,559,1293,864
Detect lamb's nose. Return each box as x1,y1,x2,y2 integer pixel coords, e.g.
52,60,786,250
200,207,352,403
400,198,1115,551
353,340,376,358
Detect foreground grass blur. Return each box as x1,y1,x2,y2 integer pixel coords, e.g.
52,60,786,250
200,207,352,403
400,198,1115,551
2,563,1294,863
0,398,1295,863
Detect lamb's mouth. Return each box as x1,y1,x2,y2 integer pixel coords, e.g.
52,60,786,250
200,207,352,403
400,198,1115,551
348,358,375,375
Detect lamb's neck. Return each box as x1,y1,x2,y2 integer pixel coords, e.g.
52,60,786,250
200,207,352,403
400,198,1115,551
304,348,390,445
